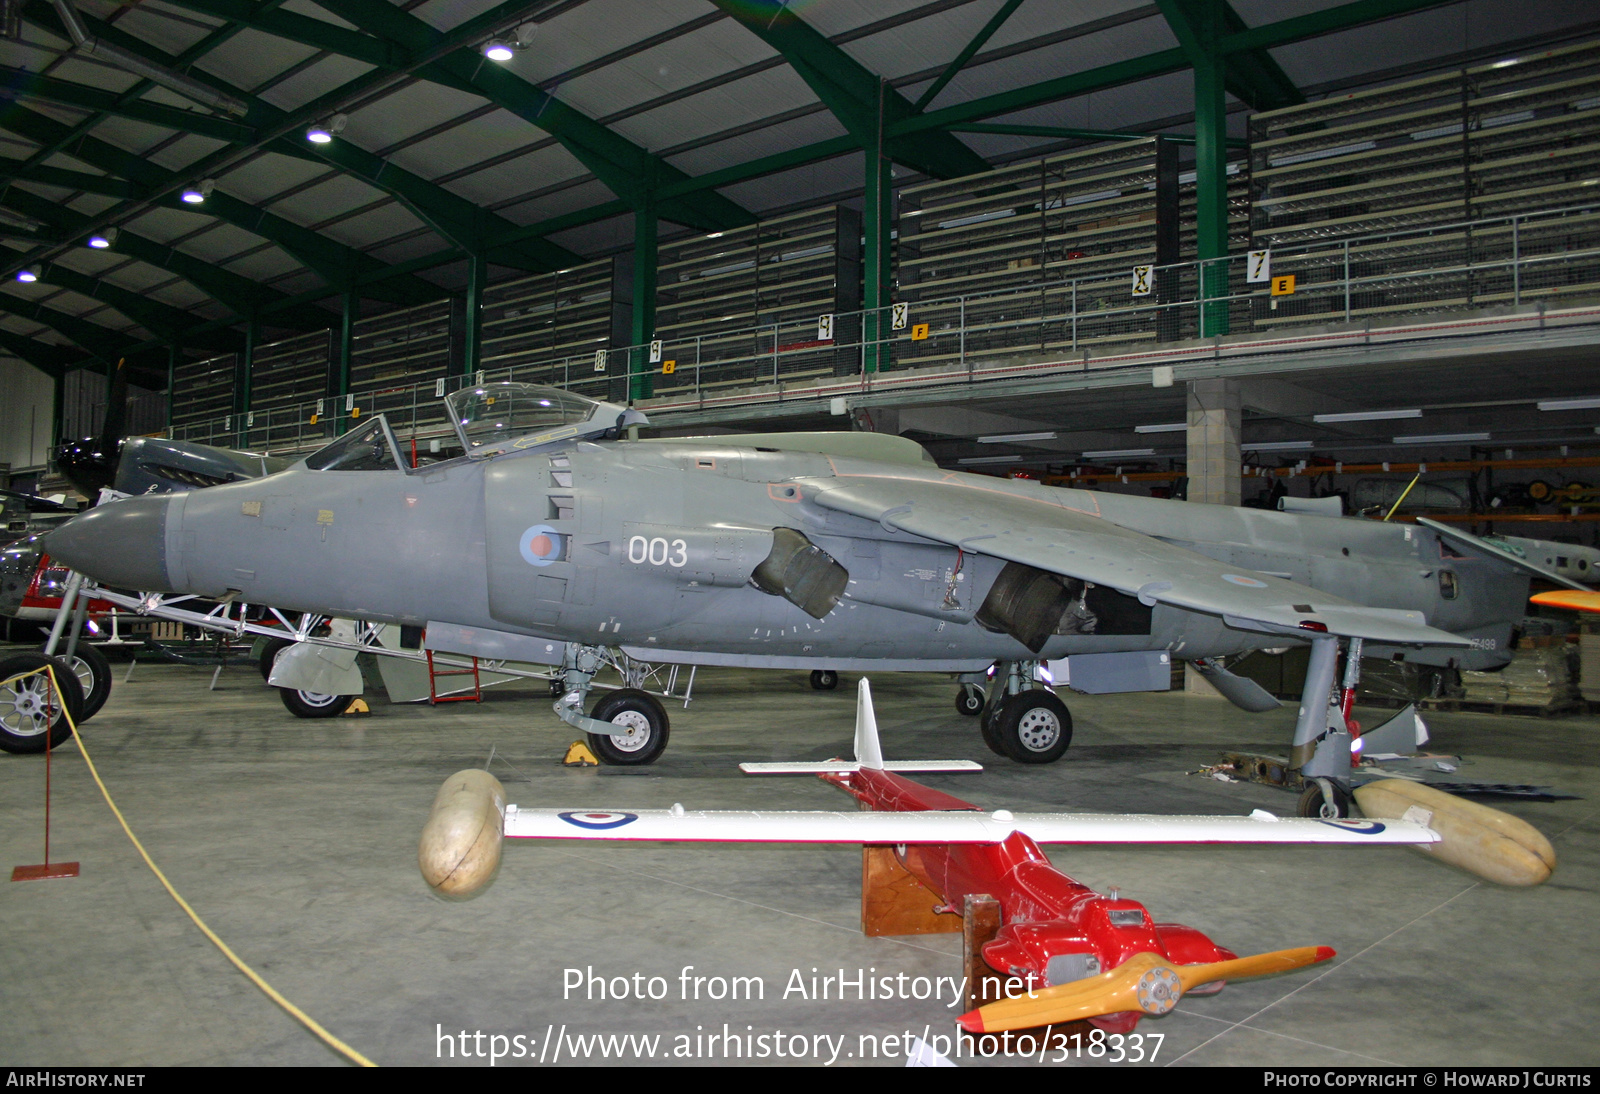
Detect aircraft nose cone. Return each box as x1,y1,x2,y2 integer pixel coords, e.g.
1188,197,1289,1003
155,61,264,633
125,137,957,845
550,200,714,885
46,495,174,591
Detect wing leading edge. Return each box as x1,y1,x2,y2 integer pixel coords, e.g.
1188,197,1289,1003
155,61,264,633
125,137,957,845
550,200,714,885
803,475,1467,647
503,805,1438,846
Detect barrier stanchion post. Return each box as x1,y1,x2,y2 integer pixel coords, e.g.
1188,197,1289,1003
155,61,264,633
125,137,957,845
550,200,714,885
11,667,80,882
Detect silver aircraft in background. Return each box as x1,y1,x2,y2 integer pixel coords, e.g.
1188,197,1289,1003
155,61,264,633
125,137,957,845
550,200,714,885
45,382,1598,777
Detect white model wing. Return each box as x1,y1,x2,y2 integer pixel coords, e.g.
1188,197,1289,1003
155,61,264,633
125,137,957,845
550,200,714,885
503,806,1438,846
803,475,1466,647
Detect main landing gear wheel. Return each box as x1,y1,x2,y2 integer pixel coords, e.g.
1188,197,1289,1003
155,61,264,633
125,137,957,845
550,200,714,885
278,687,356,718
47,642,111,721
992,690,1073,765
1297,778,1353,819
258,636,294,683
977,698,1009,758
587,688,670,766
955,685,986,717
0,652,85,754
809,669,839,691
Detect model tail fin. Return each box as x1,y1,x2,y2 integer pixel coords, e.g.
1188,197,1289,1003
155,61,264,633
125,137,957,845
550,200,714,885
739,676,983,776
854,677,884,770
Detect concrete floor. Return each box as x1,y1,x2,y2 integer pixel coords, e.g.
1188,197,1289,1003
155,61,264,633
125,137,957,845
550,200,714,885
2,646,1597,1068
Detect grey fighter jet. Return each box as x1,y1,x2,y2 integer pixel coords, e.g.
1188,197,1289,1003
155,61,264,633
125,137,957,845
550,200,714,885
44,382,1596,774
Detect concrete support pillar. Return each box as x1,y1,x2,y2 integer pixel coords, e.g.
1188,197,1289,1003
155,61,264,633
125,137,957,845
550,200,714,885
1185,377,1241,507
1183,375,1241,698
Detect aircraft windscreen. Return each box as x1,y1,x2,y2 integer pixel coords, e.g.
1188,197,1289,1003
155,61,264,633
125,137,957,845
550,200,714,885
446,384,599,451
304,419,402,472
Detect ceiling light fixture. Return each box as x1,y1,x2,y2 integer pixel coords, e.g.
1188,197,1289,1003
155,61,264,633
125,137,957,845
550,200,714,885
957,454,1034,465
15,265,39,282
1133,422,1186,433
1312,408,1422,423
1082,447,1155,460
87,228,118,249
977,431,1056,444
1537,396,1600,411
1242,440,1315,452
483,22,536,61
180,179,215,204
1392,432,1490,444
306,114,347,144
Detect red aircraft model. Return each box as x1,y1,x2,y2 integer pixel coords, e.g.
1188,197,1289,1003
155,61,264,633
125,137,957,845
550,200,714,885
420,679,1437,1034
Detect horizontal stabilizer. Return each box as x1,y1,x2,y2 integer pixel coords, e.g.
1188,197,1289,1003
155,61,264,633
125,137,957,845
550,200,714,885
1419,518,1588,592
739,760,984,775
504,806,1438,846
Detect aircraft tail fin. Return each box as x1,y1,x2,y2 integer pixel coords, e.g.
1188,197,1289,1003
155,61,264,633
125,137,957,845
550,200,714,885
854,676,883,770
738,676,982,776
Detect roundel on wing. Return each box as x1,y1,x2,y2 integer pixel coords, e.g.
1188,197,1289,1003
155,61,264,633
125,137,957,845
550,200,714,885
519,524,561,566
1222,573,1269,588
558,811,638,830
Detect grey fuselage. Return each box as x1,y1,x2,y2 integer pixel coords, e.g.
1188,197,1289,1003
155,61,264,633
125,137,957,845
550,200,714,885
87,434,1526,672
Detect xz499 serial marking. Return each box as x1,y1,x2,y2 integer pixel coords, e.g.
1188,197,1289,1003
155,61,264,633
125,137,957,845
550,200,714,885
628,535,687,568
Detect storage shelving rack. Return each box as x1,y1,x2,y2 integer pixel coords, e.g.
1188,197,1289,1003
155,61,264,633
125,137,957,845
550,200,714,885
894,138,1246,370
1249,38,1600,329
478,259,617,403
349,300,451,442
651,206,861,392
246,330,331,451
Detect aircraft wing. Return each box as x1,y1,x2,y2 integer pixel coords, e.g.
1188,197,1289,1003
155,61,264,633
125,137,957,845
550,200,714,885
805,475,1466,646
1417,517,1589,591
503,805,1438,846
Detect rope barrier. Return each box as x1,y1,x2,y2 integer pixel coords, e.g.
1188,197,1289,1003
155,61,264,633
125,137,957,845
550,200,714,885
3,664,378,1067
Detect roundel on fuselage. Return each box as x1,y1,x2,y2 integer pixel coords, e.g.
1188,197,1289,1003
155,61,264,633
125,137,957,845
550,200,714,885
519,524,562,566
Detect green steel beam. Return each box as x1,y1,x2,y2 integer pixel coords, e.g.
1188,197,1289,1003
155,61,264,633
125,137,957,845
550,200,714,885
0,100,437,304
462,252,485,378
712,0,988,181
276,0,750,233
861,114,892,375
17,1,581,272
0,291,141,364
912,0,1026,113
0,65,259,144
36,261,244,354
1168,0,1232,336
1156,0,1301,111
951,123,1248,147
267,135,579,271
0,158,143,199
0,187,336,331
1219,0,1458,53
0,329,82,378
893,48,1192,138
629,197,656,402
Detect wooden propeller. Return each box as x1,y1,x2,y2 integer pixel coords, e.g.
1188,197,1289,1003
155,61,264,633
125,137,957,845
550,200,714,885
956,945,1335,1033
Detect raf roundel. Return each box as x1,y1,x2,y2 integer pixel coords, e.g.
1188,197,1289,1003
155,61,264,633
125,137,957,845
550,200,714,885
1221,573,1269,588
519,524,562,566
558,811,638,830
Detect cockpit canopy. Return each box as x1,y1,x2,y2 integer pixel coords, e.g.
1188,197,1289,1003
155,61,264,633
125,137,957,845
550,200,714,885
444,382,645,456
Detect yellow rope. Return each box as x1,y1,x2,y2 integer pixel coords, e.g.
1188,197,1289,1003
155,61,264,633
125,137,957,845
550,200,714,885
6,664,377,1067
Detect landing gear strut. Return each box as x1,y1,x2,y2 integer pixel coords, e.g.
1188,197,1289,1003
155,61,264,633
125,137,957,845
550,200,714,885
555,643,671,766
978,661,1074,764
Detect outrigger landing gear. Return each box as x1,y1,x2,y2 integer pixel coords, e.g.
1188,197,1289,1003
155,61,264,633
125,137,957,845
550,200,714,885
1289,635,1356,818
978,661,1074,764
554,643,671,765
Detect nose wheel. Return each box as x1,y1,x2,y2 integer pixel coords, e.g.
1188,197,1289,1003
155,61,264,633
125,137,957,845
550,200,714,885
0,653,86,754
586,689,670,765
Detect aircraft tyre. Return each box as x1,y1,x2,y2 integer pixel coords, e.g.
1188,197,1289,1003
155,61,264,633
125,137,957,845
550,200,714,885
978,697,1010,757
809,669,839,691
0,652,85,753
258,637,294,682
1297,778,1352,819
955,685,985,716
992,690,1073,764
279,687,356,718
588,688,670,766
45,642,111,721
